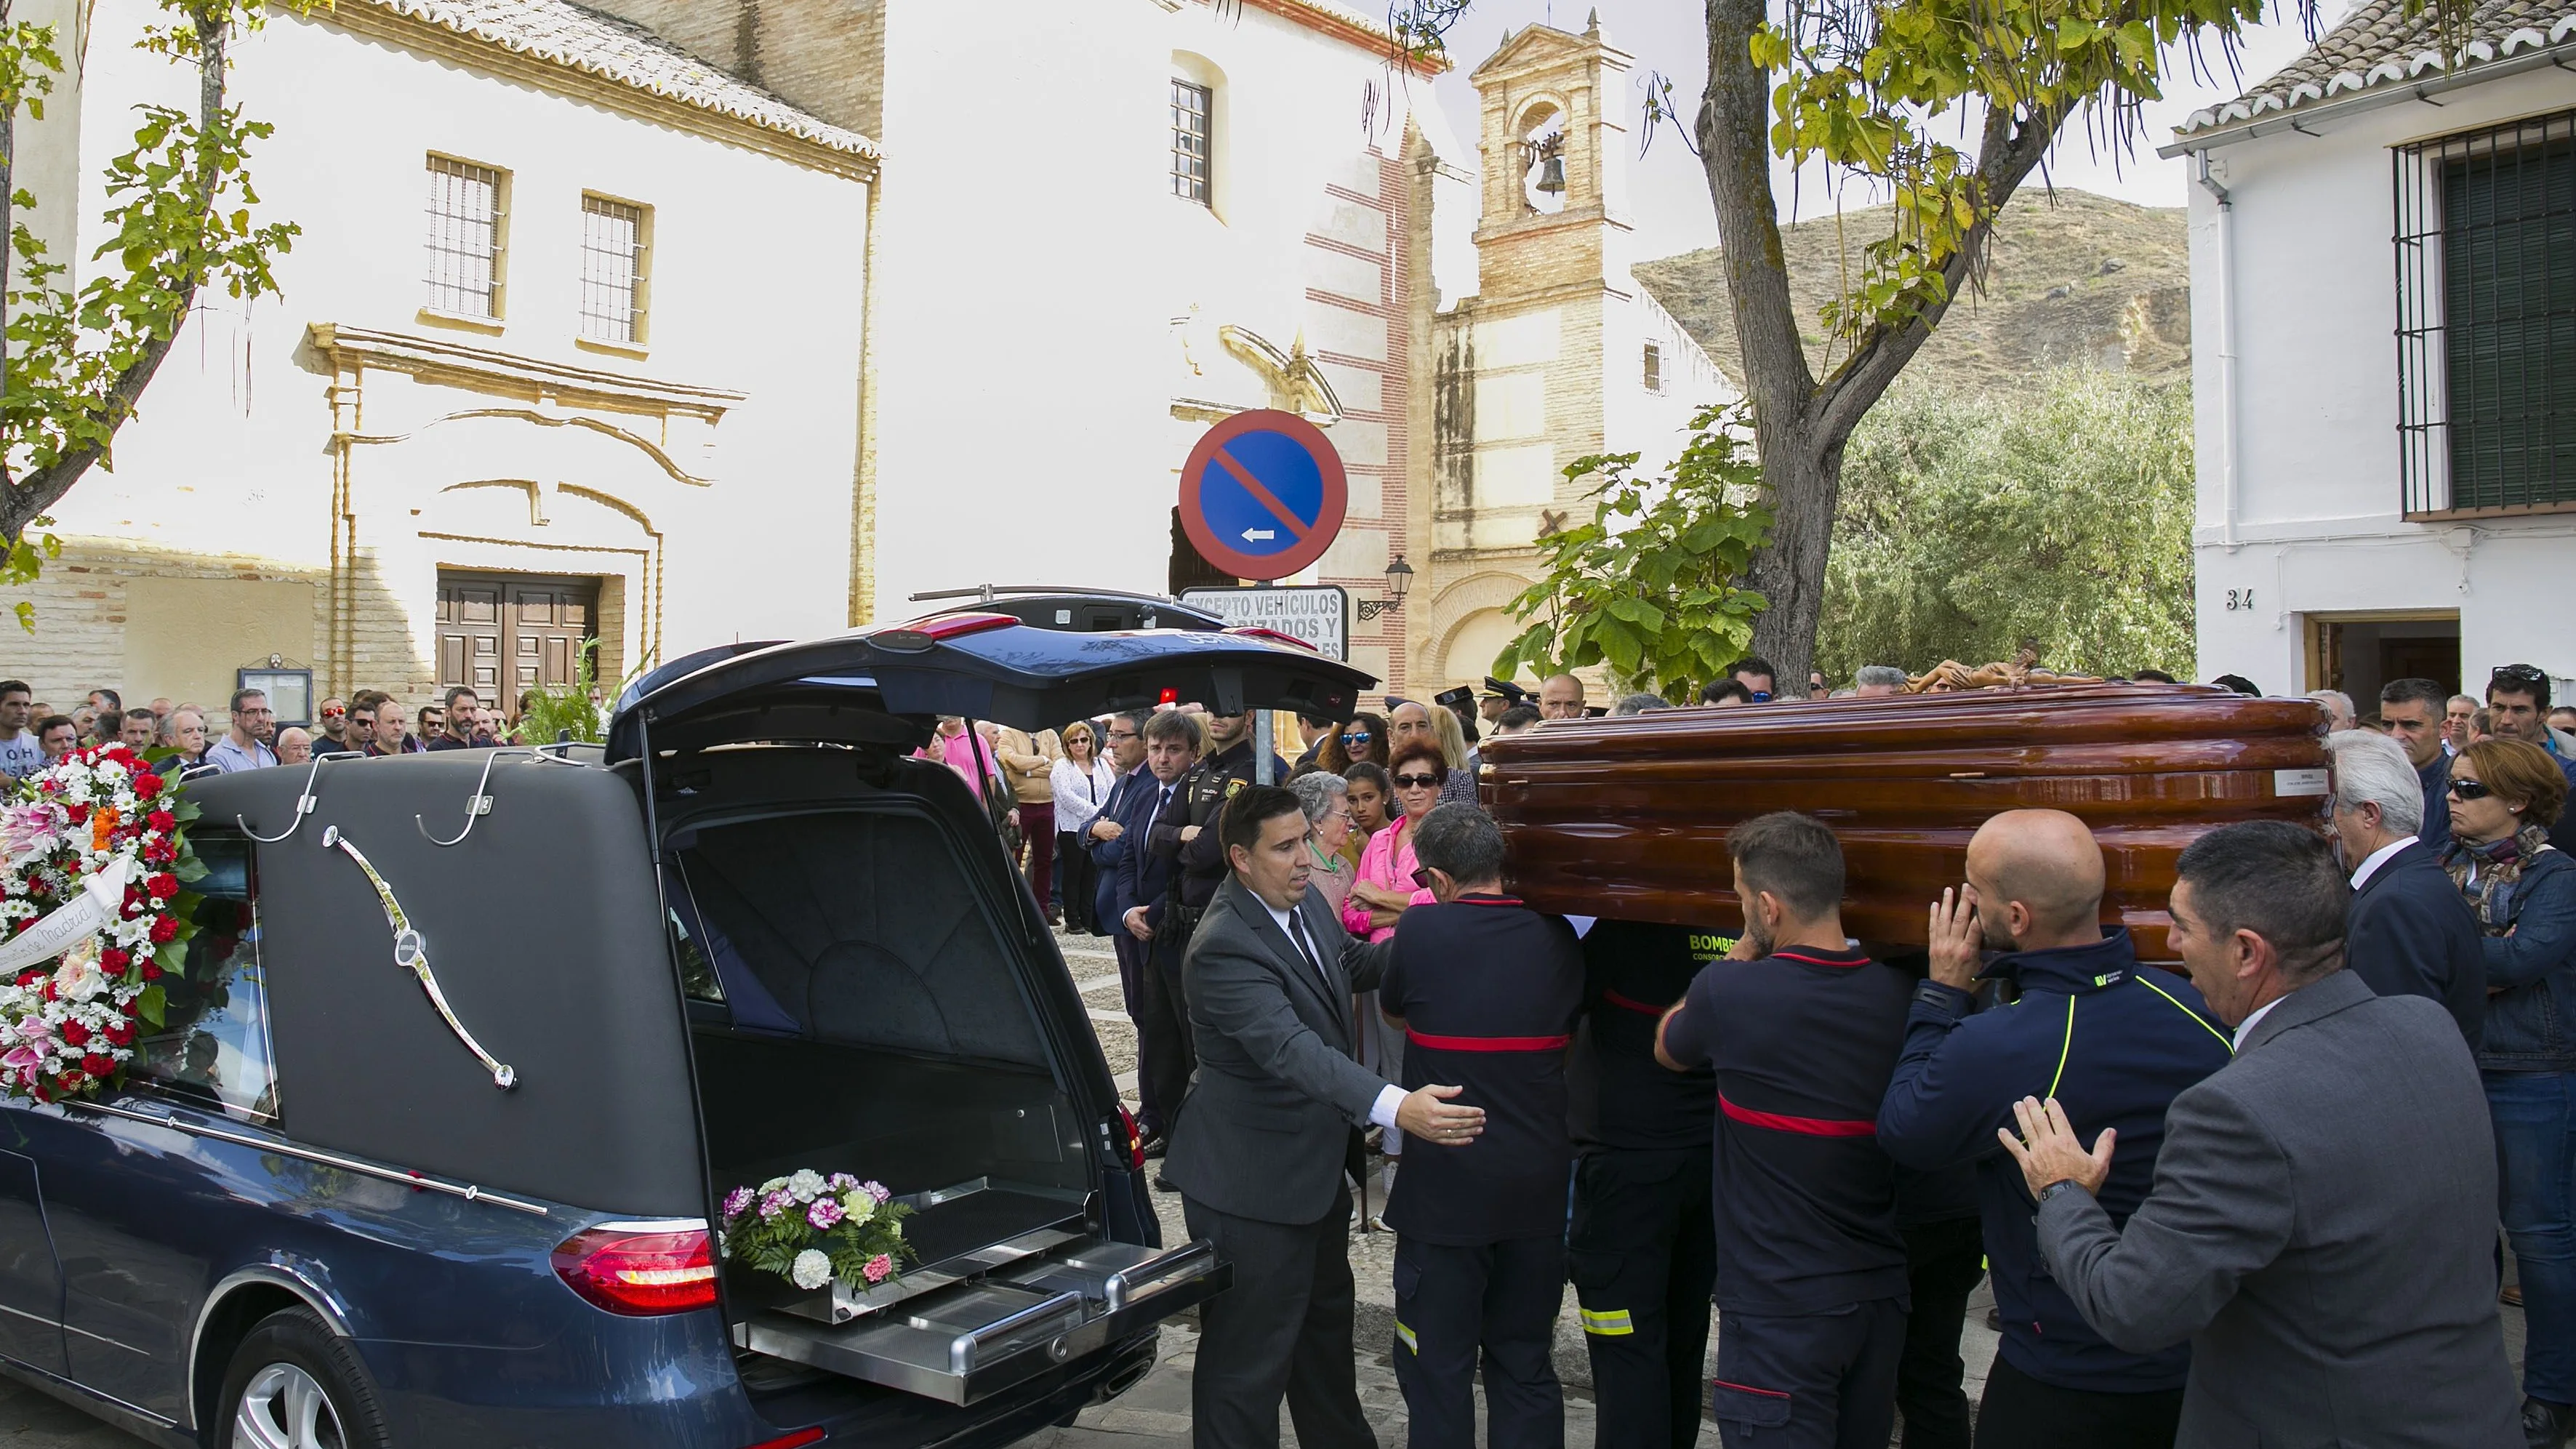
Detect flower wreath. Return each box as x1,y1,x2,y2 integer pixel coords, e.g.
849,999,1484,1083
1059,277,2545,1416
0,744,201,1102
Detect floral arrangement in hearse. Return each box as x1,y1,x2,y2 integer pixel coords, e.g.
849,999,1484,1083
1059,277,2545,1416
0,744,202,1102
720,1170,915,1296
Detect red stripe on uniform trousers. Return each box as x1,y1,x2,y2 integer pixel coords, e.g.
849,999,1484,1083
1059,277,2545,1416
1601,989,1669,1016
1405,1029,1573,1053
1719,1094,1878,1137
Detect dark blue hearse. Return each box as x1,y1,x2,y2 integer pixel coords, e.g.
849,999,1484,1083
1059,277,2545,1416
0,614,1369,1448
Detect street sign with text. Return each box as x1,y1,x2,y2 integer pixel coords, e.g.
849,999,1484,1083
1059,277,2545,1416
1177,409,1347,582
1181,585,1349,662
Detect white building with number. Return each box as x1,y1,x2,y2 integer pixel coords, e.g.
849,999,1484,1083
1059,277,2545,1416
2168,0,2576,706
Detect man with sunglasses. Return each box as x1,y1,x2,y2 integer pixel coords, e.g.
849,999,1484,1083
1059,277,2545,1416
2486,664,2576,852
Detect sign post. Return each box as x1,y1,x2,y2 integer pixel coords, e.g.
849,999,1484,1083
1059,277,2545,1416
1178,409,1349,785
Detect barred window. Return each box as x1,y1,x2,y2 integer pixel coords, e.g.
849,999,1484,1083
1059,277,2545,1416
1171,79,1212,205
1644,342,1664,394
425,156,507,318
580,195,650,344
2394,110,2576,515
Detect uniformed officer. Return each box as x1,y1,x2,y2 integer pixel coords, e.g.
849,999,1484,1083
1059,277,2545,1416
1379,803,1584,1449
1655,811,1914,1449
1159,707,1289,934
1566,919,1726,1449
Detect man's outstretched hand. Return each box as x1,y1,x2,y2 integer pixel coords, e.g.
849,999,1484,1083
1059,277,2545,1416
1997,1095,2116,1199
1396,1084,1485,1146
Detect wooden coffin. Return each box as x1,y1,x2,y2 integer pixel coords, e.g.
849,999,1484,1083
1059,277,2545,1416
1479,684,2331,961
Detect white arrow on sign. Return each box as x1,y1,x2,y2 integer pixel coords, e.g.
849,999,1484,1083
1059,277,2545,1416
1242,528,1276,542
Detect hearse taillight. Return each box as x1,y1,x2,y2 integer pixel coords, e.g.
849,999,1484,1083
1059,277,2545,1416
551,1224,718,1316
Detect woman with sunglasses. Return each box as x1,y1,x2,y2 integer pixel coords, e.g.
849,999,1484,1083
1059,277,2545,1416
1318,711,1389,774
1346,742,1449,1219
2444,736,2576,1441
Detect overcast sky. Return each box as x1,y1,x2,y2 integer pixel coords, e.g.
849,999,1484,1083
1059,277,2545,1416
1421,0,2328,262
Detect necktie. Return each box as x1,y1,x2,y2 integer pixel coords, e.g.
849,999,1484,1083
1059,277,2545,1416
1287,907,1326,984
1149,784,1173,835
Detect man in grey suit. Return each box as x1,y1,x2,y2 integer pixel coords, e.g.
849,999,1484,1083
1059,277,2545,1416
2002,820,2519,1448
1165,784,1487,1449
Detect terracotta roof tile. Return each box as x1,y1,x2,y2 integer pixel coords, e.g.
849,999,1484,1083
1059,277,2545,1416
359,0,879,160
2178,0,2576,135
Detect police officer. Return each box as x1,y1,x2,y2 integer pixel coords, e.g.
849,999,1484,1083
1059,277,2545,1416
1378,803,1584,1449
1654,812,1914,1449
1159,707,1290,937
1566,919,1725,1449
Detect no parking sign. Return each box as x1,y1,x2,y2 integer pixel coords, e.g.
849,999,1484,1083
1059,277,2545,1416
1178,410,1348,582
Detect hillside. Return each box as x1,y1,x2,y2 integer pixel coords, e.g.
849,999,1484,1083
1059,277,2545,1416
1634,188,2191,393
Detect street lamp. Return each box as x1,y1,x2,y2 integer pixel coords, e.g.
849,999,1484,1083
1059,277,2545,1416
1358,555,1413,622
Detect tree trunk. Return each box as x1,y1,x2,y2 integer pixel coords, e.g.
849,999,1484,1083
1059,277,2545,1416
1744,435,1841,687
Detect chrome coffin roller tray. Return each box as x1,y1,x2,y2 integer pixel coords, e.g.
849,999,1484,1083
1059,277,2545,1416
735,1238,1229,1404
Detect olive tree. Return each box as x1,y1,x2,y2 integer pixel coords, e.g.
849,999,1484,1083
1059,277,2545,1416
1,0,305,623
1818,369,2194,681
1392,0,2391,685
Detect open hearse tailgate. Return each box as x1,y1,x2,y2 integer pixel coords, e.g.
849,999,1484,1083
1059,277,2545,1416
606,619,1376,762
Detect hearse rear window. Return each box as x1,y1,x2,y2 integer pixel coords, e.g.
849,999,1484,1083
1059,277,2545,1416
132,830,279,1122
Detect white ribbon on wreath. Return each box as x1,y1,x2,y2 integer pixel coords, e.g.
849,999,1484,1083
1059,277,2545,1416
0,856,134,977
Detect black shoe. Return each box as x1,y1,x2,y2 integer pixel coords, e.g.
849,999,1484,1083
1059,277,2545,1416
1138,1131,1168,1160
2523,1398,2574,1449
1154,1171,1179,1193
1984,1306,2003,1332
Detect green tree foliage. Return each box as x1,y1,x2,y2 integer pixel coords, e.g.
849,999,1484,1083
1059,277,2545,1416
1,0,310,625
1496,403,1774,702
1817,369,2194,681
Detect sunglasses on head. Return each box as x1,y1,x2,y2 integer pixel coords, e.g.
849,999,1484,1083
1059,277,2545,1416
2449,778,2495,800
2493,665,2548,689
1394,773,1440,789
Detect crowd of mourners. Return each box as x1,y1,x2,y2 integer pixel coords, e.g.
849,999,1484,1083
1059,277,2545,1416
0,681,561,781
944,657,2576,1449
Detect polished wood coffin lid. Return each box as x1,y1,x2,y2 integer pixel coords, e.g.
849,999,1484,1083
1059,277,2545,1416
1478,683,2332,960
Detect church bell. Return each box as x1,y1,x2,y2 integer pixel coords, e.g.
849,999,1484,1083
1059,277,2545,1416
1535,154,1567,195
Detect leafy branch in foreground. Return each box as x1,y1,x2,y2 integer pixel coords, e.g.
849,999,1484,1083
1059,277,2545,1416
1497,403,1773,704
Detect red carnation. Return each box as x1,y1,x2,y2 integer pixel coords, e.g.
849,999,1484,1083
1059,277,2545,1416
80,1053,111,1077
143,840,174,864
147,810,174,833
36,1078,60,1101
140,960,163,981
14,969,39,989
146,875,177,902
59,1020,88,1047
99,947,128,972
133,771,163,796
65,803,87,824
103,1021,134,1047
148,916,177,945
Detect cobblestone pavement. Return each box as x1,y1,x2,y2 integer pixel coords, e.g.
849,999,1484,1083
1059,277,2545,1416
0,926,2526,1445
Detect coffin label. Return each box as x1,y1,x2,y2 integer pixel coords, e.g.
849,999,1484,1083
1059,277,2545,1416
2272,768,2330,797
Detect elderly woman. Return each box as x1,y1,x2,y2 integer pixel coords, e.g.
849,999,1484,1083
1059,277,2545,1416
2445,736,2576,1432
1289,771,1357,923
1051,721,1118,934
1318,711,1389,774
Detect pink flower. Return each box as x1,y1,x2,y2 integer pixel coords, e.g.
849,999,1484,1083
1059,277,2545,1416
807,1198,844,1231
863,1254,894,1283
759,1189,794,1221
721,1187,753,1221
862,1180,890,1204
827,1173,859,1193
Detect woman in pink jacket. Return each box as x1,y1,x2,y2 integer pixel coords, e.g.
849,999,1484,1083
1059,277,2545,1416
1342,739,1447,1221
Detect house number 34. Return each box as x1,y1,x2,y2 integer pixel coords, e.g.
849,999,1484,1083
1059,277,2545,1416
2225,588,2254,611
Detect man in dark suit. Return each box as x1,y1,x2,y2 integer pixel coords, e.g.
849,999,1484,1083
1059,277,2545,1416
1113,710,1200,1155
1085,712,1162,1139
2007,822,2519,1449
2328,729,2485,1048
1165,785,1487,1449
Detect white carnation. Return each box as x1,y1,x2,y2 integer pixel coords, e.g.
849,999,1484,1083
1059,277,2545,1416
790,1249,833,1291
787,1169,826,1203
759,1176,788,1195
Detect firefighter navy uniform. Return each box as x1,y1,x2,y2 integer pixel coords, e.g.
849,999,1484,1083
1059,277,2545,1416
1566,920,1726,1449
1379,894,1584,1449
1658,942,1914,1449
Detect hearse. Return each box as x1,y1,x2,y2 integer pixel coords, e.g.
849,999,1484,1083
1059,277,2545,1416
0,613,1370,1448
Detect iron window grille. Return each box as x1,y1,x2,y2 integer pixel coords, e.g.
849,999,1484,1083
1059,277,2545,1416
425,156,507,318
2394,108,2576,516
1171,79,1212,205
579,195,649,345
1644,342,1664,393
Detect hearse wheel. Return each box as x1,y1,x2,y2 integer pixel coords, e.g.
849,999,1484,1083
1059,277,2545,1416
217,1306,393,1449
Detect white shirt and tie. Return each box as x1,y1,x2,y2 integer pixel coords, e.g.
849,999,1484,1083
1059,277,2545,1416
1256,894,1408,1131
